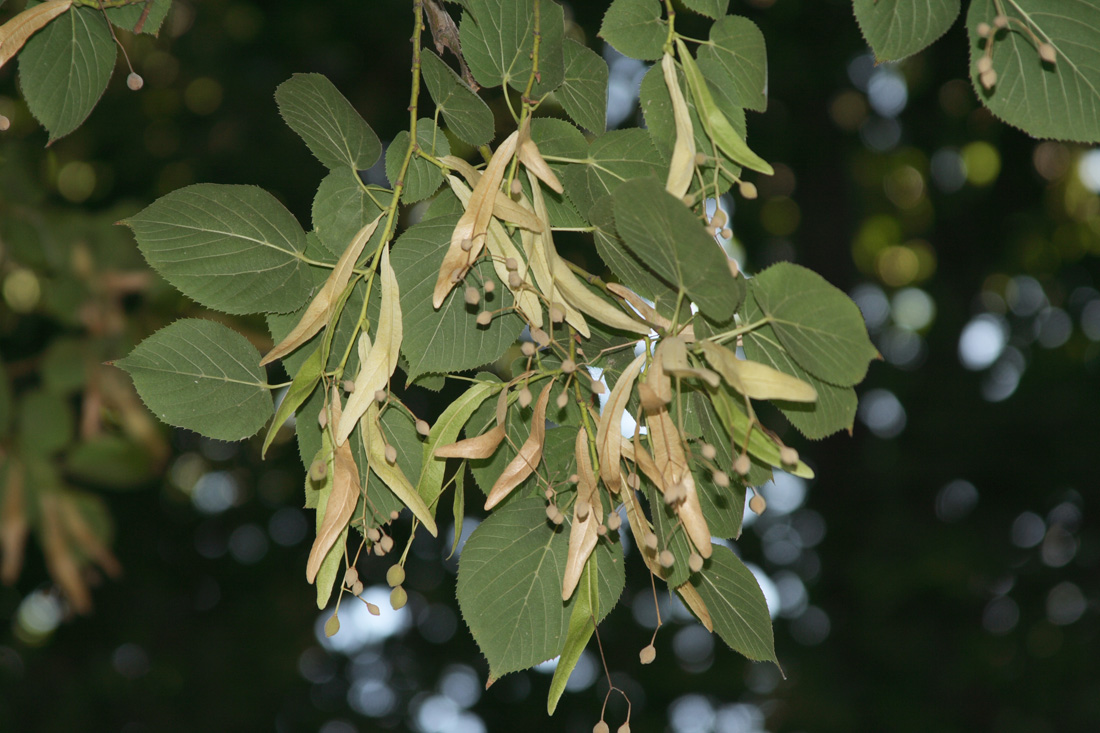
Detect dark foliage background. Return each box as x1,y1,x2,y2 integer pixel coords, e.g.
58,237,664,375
1,1,1096,731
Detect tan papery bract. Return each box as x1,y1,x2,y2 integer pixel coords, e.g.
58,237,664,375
563,427,602,600
440,155,545,232
676,581,714,631
484,382,553,510
620,481,665,579
445,175,544,327
662,53,696,200
58,498,122,579
39,493,91,614
517,116,564,194
0,458,28,585
0,0,71,71
495,387,509,427
646,409,712,558
660,335,720,387
550,256,652,335
434,424,505,459
701,341,818,402
363,403,439,535
523,170,590,337
605,283,696,341
433,130,520,308
307,390,361,583
642,342,673,410
336,243,403,445
596,352,646,493
262,214,382,366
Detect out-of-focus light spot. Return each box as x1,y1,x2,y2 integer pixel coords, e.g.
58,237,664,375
1077,148,1100,193
961,141,1000,186
318,720,356,733
759,163,797,198
789,605,830,645
892,287,936,331
169,452,205,493
2,269,41,313
859,117,902,152
774,571,809,619
867,66,908,117
851,283,891,329
761,473,806,515
1049,500,1082,531
1033,141,1071,181
1006,276,1046,316
1011,511,1046,548
298,646,336,684
191,471,239,513
14,591,64,644
791,509,826,548
415,694,461,733
564,651,599,691
847,53,875,91
982,596,1019,634
880,327,925,369
417,603,458,644
931,147,967,192
349,678,396,717
143,50,180,86
958,314,1007,370
1046,582,1086,625
982,347,1025,402
762,523,803,565
57,161,96,203
935,479,979,522
937,79,973,117
184,77,223,115
316,586,411,653
760,196,800,236
673,625,715,672
604,47,646,130
269,507,308,546
533,657,558,674
858,388,906,438
1040,526,1077,568
441,664,482,708
632,591,672,629
884,164,924,208
228,523,269,564
716,702,766,733
876,245,920,286
829,89,868,131
670,694,716,733
745,563,779,619
443,517,480,566
1035,307,1072,348
1082,300,1100,340
112,643,150,679
852,214,902,272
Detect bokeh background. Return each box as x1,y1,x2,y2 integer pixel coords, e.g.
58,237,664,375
1,1,1097,731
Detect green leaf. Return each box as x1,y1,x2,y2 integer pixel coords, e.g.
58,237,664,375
691,392,747,538
41,337,87,394
457,496,570,678
262,346,323,458
680,0,728,18
709,385,813,479
557,39,608,133
392,216,523,380
690,544,778,664
853,0,960,62
561,128,666,215
419,50,495,147
66,437,156,490
599,0,667,61
740,292,858,439
612,177,740,321
106,0,173,35
124,184,311,315
751,262,878,386
966,0,1100,143
18,6,116,142
306,434,346,609
275,73,382,170
590,195,679,318
643,480,694,587
697,14,769,112
548,562,597,714
311,168,385,256
115,319,274,442
460,0,565,93
417,377,500,509
17,389,73,457
387,119,450,203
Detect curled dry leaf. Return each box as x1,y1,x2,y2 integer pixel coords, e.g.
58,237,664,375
484,381,553,510
39,493,92,614
363,403,438,536
0,458,28,585
700,340,817,402
262,214,382,366
446,176,544,327
660,335,720,388
563,427,603,600
434,424,505,459
307,390,362,583
517,116,564,194
0,0,72,71
596,352,646,493
662,52,696,200
434,130,520,308
440,156,544,232
336,243,403,445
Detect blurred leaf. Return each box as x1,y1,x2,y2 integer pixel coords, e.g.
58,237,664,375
387,119,450,203
420,50,495,147
275,73,382,170
106,0,172,35
17,389,73,457
124,184,311,316
66,437,156,489
0,358,13,438
697,14,768,111
599,0,666,60
116,319,273,442
41,338,87,394
557,39,608,133
19,6,116,142
690,544,778,664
